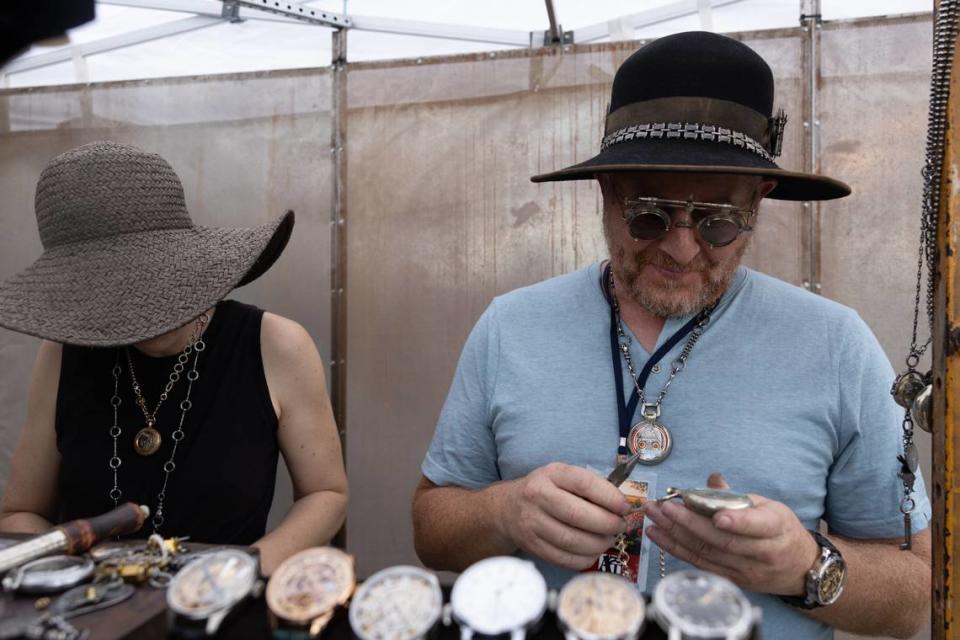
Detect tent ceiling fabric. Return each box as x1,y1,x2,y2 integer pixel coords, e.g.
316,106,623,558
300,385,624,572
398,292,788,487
1,0,930,88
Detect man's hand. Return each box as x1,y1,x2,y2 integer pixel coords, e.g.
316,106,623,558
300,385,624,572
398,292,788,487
497,463,630,570
644,473,820,596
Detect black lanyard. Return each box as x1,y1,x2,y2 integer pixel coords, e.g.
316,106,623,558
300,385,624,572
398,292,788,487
602,265,702,456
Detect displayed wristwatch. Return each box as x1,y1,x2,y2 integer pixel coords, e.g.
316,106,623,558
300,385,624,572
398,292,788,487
1,555,95,594
167,549,261,637
556,572,645,640
349,565,443,640
651,570,757,640
449,556,548,640
266,546,355,639
780,530,847,610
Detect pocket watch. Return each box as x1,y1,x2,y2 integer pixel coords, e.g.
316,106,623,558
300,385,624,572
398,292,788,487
650,570,757,640
1,555,94,595
266,546,355,638
449,556,548,640
656,488,754,517
349,565,443,640
166,549,261,637
556,572,645,640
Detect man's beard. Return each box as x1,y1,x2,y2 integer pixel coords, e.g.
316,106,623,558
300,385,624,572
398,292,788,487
607,238,748,318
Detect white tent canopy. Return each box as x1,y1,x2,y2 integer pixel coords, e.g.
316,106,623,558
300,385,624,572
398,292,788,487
2,0,931,88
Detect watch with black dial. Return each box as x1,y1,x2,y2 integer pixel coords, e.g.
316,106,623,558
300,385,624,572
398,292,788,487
780,530,847,610
651,570,757,640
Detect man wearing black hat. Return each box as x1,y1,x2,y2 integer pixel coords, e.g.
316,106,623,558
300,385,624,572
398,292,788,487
413,32,930,638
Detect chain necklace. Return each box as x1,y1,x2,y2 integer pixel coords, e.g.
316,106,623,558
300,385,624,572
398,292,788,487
109,313,209,533
608,269,714,465
890,0,960,551
125,328,198,456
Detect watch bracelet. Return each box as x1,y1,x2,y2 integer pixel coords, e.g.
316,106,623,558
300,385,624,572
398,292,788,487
779,529,842,610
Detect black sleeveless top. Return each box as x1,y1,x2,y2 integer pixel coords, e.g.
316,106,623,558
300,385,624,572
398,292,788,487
56,300,280,544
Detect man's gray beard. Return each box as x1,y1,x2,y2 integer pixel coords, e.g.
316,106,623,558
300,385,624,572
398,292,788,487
606,236,749,318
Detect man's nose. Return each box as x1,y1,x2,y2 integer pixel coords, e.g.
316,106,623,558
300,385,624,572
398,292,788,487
657,213,701,266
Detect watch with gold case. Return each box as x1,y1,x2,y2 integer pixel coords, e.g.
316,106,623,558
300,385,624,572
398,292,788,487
266,546,356,638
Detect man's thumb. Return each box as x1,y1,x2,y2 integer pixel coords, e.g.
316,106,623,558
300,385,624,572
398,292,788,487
707,472,730,490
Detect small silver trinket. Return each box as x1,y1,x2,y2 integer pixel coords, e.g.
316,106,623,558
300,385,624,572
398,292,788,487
911,384,933,433
892,371,926,408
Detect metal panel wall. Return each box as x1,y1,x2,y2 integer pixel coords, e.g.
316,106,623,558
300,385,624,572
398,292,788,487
344,32,806,578
0,69,333,530
818,20,933,638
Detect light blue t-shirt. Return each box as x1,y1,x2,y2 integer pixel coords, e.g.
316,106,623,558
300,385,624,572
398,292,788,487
422,262,931,640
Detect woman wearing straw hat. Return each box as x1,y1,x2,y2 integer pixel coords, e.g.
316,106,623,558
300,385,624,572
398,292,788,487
0,141,348,575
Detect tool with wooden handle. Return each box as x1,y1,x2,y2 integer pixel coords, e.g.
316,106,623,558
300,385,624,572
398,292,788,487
0,503,148,574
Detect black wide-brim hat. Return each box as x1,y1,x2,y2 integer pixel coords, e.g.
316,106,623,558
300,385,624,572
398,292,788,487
0,141,295,347
531,31,850,201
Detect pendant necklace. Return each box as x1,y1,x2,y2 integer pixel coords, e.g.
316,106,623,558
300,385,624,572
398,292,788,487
125,318,206,456
608,268,713,466
108,312,209,533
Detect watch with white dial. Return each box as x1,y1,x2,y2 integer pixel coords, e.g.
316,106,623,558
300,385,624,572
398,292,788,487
166,549,261,638
556,572,645,640
449,556,548,640
651,570,758,640
265,546,355,639
349,565,443,640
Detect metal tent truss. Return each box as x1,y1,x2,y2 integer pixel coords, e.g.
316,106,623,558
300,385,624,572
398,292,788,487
1,0,743,80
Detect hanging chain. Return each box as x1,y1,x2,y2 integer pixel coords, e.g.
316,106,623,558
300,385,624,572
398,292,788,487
108,313,209,533
892,0,960,551
609,269,714,412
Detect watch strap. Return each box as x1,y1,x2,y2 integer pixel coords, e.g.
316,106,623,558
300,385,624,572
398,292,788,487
779,530,842,610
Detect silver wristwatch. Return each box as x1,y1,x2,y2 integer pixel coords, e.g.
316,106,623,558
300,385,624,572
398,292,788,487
781,530,847,609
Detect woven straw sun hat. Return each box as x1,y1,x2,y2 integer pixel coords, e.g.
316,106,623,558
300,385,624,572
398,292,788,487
0,141,294,347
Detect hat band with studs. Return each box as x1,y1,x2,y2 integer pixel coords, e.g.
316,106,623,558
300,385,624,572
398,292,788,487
600,121,776,162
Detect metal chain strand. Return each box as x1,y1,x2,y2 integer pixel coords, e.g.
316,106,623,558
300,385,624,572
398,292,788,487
609,269,714,411
152,318,207,533
915,0,960,352
107,313,209,533
892,1,960,548
109,357,123,506
125,342,191,428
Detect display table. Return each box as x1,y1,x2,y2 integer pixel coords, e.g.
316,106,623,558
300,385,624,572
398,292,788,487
0,539,760,639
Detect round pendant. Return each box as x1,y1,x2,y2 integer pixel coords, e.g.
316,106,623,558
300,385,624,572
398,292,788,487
892,371,926,408
134,427,162,456
627,420,672,465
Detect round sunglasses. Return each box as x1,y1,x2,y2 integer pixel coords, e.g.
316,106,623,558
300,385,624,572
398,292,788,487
622,196,756,248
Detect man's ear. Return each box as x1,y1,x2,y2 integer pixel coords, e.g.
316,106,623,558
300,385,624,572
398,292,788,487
596,172,612,196
757,178,777,200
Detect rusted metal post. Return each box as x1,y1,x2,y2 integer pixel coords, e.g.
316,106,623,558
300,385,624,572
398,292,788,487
330,27,348,548
933,1,960,634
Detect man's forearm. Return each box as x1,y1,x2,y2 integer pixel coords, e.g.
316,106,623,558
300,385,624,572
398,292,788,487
412,482,517,571
253,490,347,576
807,534,930,638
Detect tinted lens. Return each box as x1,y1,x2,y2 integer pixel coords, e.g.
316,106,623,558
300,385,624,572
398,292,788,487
626,208,669,241
697,215,740,247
